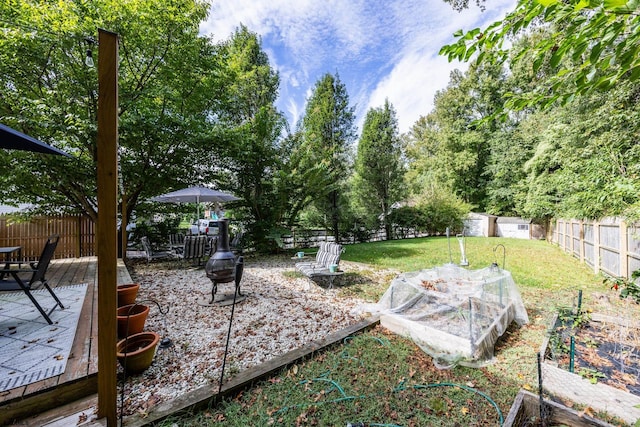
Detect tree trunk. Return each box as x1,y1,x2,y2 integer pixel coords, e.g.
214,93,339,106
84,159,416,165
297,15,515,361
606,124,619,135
331,190,339,243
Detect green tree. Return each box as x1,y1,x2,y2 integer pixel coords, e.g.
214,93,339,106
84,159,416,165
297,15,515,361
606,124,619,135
517,81,640,221
0,0,223,225
300,73,357,242
211,26,289,251
440,0,640,112
354,99,406,240
404,62,506,210
273,130,335,228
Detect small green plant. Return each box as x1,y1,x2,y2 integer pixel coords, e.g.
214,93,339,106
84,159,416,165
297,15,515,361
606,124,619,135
577,367,606,384
557,305,591,329
604,270,640,303
548,330,569,357
580,337,599,348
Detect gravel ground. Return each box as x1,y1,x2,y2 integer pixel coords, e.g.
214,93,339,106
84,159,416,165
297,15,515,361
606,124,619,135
119,257,387,418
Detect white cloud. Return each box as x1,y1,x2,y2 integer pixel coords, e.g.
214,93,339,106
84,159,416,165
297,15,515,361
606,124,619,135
200,0,517,135
367,54,453,133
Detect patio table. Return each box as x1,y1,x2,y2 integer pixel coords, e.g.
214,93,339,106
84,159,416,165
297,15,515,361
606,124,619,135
0,246,22,279
0,246,21,265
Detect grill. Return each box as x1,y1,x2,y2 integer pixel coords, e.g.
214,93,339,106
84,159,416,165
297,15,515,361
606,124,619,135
204,219,244,305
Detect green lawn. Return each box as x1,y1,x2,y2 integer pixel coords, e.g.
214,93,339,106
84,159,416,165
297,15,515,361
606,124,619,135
157,237,632,426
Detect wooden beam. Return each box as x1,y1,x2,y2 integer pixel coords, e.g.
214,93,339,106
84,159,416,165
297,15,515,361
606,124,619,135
96,28,119,426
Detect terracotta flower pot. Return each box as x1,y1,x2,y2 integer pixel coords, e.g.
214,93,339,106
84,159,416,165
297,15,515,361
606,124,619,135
116,331,160,374
117,304,150,338
117,283,140,307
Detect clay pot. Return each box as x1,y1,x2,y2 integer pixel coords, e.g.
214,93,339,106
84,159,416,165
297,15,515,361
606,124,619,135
117,283,140,307
117,304,150,338
116,331,160,374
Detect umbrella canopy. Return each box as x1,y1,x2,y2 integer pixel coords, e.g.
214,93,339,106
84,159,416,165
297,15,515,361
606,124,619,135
1,123,72,157
151,186,240,219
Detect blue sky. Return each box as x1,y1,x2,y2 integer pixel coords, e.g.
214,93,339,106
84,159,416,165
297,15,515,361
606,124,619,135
200,0,516,134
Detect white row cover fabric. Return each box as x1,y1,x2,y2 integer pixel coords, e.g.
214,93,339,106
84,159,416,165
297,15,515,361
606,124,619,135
360,264,528,368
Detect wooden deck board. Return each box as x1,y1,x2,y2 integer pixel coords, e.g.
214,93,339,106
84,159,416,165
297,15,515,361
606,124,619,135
88,281,99,375
61,280,95,380
0,256,130,426
47,258,73,287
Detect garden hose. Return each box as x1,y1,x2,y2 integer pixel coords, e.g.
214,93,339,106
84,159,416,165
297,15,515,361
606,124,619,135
269,335,504,426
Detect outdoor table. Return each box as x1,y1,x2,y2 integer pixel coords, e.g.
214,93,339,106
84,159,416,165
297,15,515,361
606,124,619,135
0,246,22,279
0,246,21,265
323,271,344,289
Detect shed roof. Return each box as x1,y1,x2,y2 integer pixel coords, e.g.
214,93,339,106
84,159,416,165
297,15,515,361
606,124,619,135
467,212,498,219
496,216,531,224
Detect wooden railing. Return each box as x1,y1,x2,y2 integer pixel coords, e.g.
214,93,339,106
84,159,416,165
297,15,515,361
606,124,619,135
0,214,95,261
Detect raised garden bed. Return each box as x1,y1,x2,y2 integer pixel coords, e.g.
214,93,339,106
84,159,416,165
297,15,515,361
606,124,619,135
373,264,528,367
540,310,640,425
504,389,614,427
381,299,516,365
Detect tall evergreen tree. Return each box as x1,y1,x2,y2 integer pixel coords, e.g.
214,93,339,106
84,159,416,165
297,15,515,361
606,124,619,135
354,99,405,240
300,73,357,241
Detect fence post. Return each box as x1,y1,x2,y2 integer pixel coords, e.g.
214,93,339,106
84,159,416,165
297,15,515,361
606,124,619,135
77,215,82,257
593,220,601,275
579,220,585,263
620,219,629,279
569,219,575,256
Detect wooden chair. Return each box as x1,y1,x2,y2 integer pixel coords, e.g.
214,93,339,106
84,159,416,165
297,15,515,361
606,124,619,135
0,235,64,324
230,231,244,255
168,232,185,249
205,235,218,257
175,235,207,265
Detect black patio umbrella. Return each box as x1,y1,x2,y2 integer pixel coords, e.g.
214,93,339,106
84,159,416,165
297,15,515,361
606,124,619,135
0,123,71,157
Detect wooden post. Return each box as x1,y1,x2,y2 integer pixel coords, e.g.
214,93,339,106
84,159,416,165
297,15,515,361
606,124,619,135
97,28,119,425
579,220,585,264
593,220,601,275
569,219,575,256
121,195,128,261
620,219,629,279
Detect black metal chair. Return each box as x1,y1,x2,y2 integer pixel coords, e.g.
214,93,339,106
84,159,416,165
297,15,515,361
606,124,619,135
0,234,64,324
140,236,173,263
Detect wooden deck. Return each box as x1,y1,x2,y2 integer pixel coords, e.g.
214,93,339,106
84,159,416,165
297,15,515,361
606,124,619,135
0,256,132,426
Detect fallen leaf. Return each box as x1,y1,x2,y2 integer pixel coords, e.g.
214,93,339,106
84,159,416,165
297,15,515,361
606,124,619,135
579,406,596,417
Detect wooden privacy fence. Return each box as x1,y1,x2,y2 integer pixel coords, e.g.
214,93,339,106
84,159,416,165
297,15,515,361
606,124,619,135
551,218,640,280
0,214,95,261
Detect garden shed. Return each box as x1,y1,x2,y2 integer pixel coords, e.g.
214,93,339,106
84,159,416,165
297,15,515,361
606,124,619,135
496,217,532,239
464,213,497,237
